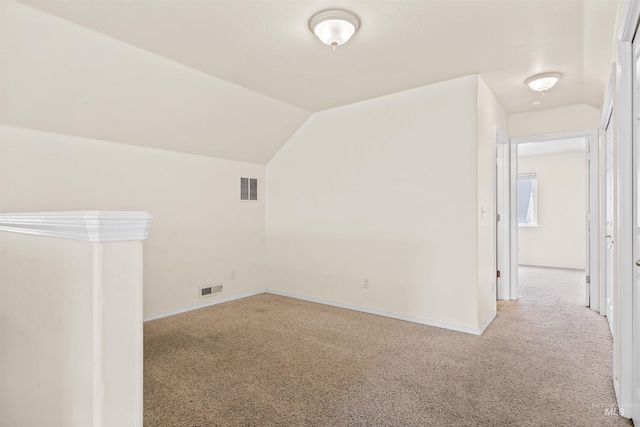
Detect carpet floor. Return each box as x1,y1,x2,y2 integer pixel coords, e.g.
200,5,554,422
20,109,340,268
144,266,633,426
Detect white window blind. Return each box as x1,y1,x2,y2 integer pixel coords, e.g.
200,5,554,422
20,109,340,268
517,173,537,226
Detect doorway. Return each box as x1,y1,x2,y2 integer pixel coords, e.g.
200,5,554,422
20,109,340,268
496,129,599,308
516,138,588,302
516,137,589,303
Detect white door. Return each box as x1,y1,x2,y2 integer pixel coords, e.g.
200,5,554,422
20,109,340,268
631,28,640,426
585,145,591,307
496,150,502,299
495,130,511,300
605,112,615,334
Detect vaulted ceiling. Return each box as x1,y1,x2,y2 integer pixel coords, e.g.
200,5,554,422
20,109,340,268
1,0,620,164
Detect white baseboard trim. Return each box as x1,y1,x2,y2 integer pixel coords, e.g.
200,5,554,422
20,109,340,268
266,289,494,336
518,263,585,271
478,311,497,334
144,288,497,336
143,289,267,322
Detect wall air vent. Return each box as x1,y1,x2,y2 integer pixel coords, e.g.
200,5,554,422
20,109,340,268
200,284,223,298
240,177,258,201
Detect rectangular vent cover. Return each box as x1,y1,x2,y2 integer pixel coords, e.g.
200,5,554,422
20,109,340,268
240,177,258,201
200,284,223,298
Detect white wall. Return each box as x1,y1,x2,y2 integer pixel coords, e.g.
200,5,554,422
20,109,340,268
0,125,266,318
0,233,94,426
266,75,505,332
477,77,508,325
518,150,586,269
509,104,600,138
0,229,144,427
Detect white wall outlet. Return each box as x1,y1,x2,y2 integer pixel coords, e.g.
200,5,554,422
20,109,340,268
363,278,369,289
230,270,236,280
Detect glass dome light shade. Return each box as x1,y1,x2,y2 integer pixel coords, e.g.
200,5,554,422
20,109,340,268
310,10,360,48
313,19,355,47
526,72,562,92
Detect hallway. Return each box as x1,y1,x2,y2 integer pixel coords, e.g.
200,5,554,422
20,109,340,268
503,265,630,423
518,265,586,305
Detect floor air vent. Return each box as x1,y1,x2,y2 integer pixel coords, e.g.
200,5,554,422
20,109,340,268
200,284,223,298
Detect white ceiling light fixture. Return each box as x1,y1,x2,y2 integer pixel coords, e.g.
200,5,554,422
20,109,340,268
309,10,360,49
526,72,562,93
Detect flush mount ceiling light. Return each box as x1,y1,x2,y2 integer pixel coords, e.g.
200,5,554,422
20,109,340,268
309,9,360,49
526,72,562,93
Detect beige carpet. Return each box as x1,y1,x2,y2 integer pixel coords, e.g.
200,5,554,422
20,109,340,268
144,266,632,426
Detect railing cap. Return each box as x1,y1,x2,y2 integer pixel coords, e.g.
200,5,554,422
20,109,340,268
0,211,153,242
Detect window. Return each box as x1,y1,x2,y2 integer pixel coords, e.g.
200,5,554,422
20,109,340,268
518,173,537,226
240,177,258,201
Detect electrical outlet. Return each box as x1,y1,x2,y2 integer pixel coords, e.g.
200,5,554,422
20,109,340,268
363,278,369,289
231,270,236,280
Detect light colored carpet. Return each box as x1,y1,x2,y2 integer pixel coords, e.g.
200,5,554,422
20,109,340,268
144,266,632,426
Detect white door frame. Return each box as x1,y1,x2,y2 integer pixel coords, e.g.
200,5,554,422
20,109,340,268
509,130,599,305
587,130,600,310
632,19,640,424
631,19,640,424
617,0,640,419
496,127,511,300
614,0,639,418
601,67,616,327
